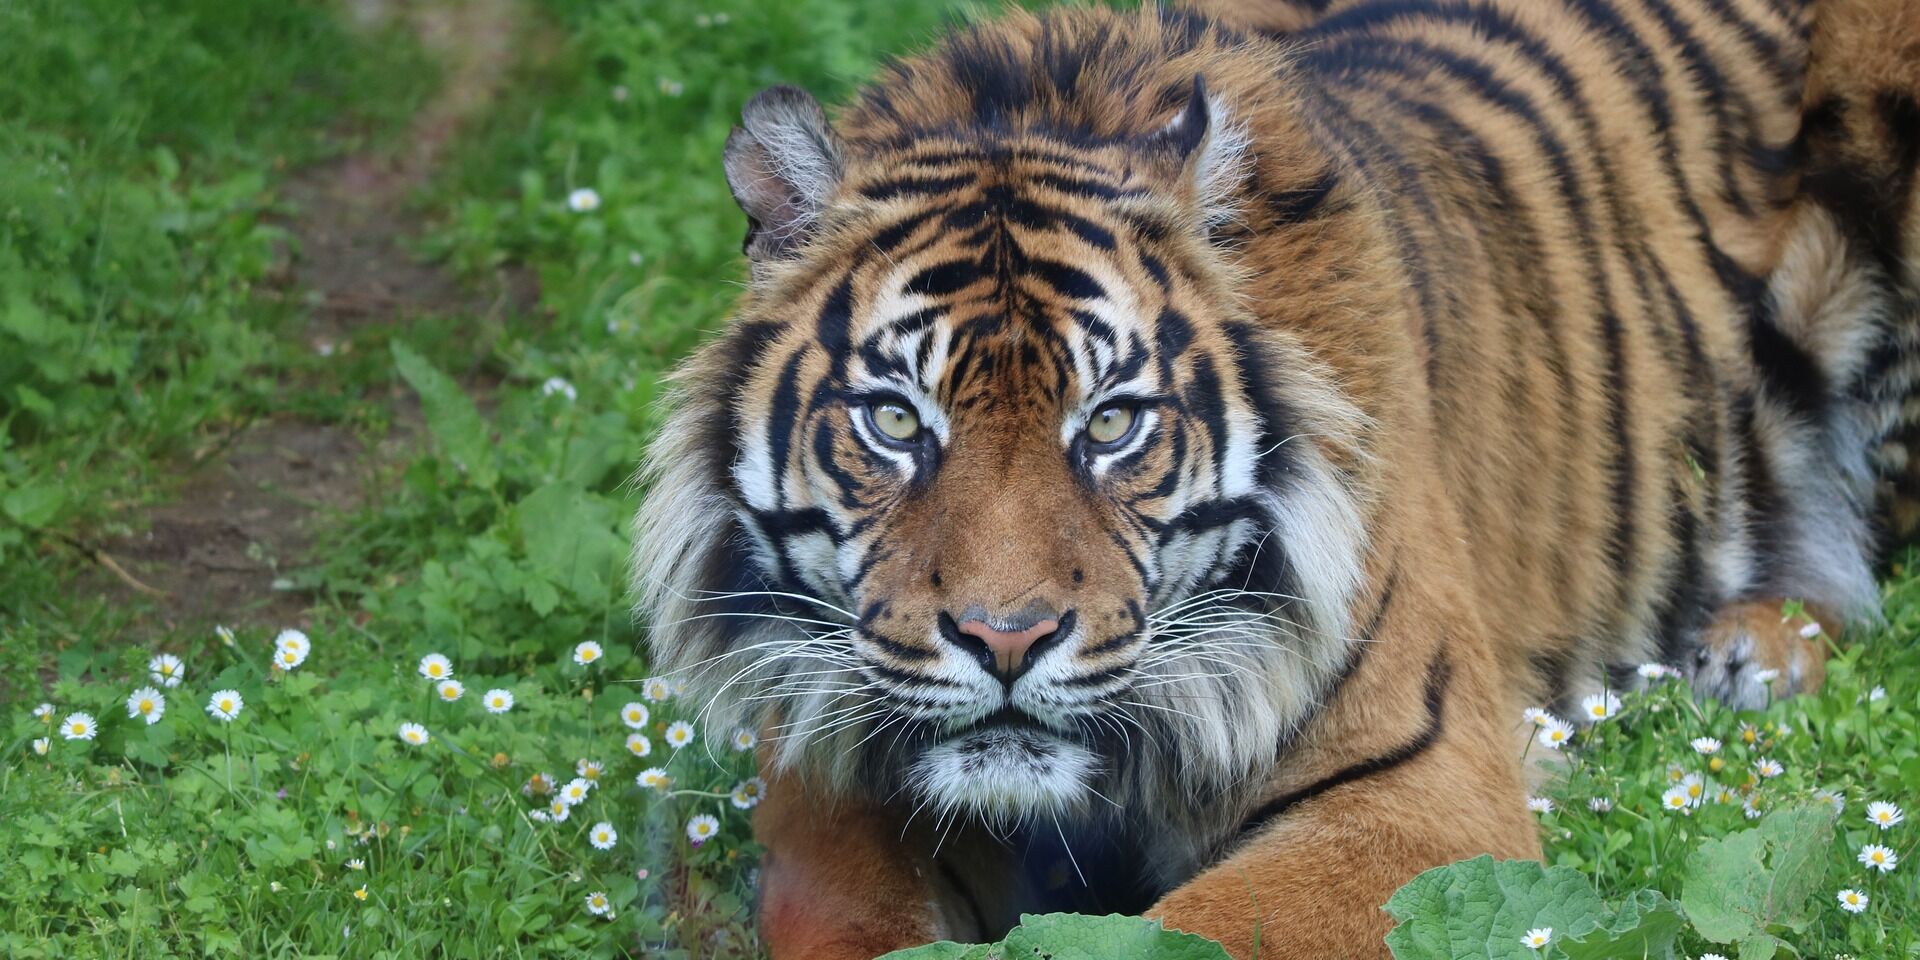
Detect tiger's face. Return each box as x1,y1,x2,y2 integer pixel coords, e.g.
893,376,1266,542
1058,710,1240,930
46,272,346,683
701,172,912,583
634,83,1368,824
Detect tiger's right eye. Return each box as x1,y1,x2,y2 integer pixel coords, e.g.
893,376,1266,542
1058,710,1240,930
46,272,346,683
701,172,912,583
869,402,922,443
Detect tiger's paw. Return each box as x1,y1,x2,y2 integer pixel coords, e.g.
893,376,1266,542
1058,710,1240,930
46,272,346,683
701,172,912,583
1684,600,1829,710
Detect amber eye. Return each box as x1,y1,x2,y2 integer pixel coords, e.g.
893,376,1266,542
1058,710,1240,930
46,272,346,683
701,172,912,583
869,402,922,443
1086,403,1137,446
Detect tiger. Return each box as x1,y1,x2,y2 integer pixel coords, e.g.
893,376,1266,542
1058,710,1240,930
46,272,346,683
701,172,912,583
629,0,1920,956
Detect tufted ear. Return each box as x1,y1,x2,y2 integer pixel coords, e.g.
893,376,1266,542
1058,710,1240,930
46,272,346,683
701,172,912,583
724,85,843,264
1145,76,1252,234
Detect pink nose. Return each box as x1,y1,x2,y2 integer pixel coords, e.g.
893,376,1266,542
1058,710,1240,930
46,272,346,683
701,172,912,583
956,618,1060,676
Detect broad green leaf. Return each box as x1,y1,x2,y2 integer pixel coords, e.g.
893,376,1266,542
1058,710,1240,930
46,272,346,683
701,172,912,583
1682,804,1834,951
515,482,626,601
2,484,65,527
878,914,1229,960
1384,855,1682,960
390,340,497,490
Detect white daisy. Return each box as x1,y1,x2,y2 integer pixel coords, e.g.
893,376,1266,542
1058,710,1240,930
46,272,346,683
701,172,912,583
1537,718,1575,750
1587,796,1611,813
1681,773,1708,806
1636,663,1678,680
126,687,166,725
620,702,650,729
528,809,551,823
540,377,577,401
214,625,236,647
1836,888,1868,913
1522,706,1551,726
275,629,311,657
625,733,652,758
346,858,365,871
524,772,556,797
1527,796,1554,814
483,689,514,713
1797,620,1821,639
418,654,453,681
731,777,766,810
275,645,308,671
589,822,618,850
1690,737,1721,755
1521,927,1552,949
149,653,185,688
1662,785,1695,813
566,188,601,213
686,813,720,845
1742,797,1763,820
435,679,465,703
731,727,757,752
1858,843,1898,873
642,677,673,702
577,759,605,784
206,690,244,723
61,712,97,740
1699,954,1729,960
32,737,50,756
572,641,603,667
546,799,571,823
636,767,671,790
665,720,694,749
1869,685,1887,702
397,722,430,746
33,703,53,721
1867,800,1904,829
584,890,612,917
1754,668,1781,685
1578,691,1622,723
1753,757,1784,778
559,778,591,806
1816,788,1845,815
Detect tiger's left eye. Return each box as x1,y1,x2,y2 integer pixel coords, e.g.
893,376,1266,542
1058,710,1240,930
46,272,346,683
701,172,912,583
869,402,923,443
1085,403,1137,446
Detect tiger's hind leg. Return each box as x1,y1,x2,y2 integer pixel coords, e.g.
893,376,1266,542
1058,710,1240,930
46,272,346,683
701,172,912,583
1684,599,1833,708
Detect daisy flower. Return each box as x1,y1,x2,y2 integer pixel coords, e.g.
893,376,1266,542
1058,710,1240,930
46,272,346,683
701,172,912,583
1816,789,1845,815
620,702,650,728
275,629,311,663
31,737,50,756
1636,663,1678,680
642,677,673,702
1536,718,1574,750
589,822,618,850
524,772,556,797
1739,723,1759,745
418,654,453,681
566,188,601,213
346,859,365,871
215,625,236,647
665,720,695,749
1797,620,1821,639
636,767,671,790
731,727,757,752
1681,773,1707,805
1699,955,1729,960
732,777,766,810
559,778,591,806
1869,685,1887,702
546,799,572,822
686,813,720,845
1578,691,1622,723
1836,888,1868,913
1858,843,1898,873
1754,757,1784,778
126,687,166,725
1526,796,1554,814
483,689,514,714
584,891,612,917
528,810,551,823
1754,668,1781,685
149,653,185,688
577,759,605,783
397,722,430,746
33,703,54,721
1521,927,1552,949
275,646,308,671
435,679,465,703
1742,797,1763,820
1521,706,1551,726
206,691,244,723
353,885,369,902
1690,737,1721,755
1587,797,1611,813
626,733,653,758
1867,800,1904,829
540,377,577,401
572,641,603,667
1661,785,1695,813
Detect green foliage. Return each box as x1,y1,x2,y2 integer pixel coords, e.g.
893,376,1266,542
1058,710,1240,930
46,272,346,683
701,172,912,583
1384,855,1684,960
880,914,1232,960
1682,806,1836,958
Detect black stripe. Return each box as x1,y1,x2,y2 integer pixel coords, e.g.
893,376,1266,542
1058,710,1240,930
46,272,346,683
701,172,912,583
1264,168,1341,224
937,859,989,941
1232,651,1451,847
858,173,974,201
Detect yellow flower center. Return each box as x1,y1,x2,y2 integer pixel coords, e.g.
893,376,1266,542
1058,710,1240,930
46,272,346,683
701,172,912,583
139,700,153,714
71,723,85,734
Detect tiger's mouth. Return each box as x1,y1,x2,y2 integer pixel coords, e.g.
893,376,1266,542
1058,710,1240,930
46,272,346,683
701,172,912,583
908,709,1101,818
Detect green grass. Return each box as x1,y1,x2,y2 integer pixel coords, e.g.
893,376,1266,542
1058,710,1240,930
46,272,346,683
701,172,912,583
1,0,1916,957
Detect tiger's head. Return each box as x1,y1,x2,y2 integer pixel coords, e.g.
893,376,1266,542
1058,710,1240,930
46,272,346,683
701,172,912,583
634,9,1370,827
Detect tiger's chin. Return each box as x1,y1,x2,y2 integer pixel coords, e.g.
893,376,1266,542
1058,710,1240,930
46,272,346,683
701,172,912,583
908,717,1101,822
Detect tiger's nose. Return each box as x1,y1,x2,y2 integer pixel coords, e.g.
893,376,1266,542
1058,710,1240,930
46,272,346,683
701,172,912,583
944,612,1068,680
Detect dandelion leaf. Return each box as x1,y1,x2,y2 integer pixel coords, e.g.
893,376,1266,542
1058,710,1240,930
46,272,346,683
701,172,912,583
1383,854,1682,960
876,914,1228,960
391,340,497,490
1681,803,1833,950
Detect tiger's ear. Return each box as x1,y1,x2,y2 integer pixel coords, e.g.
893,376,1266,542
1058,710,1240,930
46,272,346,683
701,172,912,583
1145,76,1252,234
724,85,843,264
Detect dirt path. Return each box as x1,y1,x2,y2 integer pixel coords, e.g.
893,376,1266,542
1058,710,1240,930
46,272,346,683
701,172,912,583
101,0,530,634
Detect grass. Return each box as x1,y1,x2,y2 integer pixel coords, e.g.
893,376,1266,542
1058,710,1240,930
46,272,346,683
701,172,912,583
0,0,1915,957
